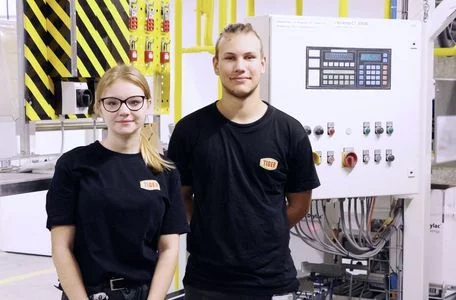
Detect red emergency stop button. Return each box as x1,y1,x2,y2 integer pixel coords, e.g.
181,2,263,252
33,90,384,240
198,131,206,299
343,152,358,168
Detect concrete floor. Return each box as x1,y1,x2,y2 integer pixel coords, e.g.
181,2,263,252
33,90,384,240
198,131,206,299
0,251,61,299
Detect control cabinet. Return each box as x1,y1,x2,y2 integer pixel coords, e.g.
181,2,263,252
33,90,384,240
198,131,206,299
247,16,424,199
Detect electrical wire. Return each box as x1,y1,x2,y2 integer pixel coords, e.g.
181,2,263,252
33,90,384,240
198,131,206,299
293,197,402,260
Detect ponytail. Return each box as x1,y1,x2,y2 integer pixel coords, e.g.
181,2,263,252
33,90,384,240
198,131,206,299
140,123,174,172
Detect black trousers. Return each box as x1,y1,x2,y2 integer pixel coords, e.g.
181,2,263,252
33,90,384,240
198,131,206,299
184,285,296,300
61,284,149,300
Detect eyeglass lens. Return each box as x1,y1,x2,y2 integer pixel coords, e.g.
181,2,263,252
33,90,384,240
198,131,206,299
102,96,145,112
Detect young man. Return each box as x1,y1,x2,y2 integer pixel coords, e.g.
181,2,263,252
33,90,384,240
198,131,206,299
168,23,320,300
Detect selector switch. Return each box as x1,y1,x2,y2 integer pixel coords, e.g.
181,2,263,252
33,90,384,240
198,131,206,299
374,149,382,163
362,149,370,163
363,122,370,135
375,122,384,135
386,121,394,135
327,122,335,136
314,125,324,136
386,149,395,162
304,125,312,135
327,151,335,165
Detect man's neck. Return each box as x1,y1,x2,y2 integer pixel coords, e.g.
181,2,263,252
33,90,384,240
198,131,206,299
217,94,267,124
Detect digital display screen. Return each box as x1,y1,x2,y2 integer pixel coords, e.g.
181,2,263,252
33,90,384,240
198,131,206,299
360,53,382,62
324,52,354,61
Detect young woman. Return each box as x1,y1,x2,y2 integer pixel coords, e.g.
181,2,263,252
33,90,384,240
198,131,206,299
46,64,189,300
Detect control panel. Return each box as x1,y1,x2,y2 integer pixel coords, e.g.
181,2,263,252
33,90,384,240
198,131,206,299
247,15,424,199
306,47,391,89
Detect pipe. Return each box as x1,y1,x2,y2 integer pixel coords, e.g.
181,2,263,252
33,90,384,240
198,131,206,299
219,0,227,32
384,0,391,18
391,0,397,19
182,46,214,54
434,46,456,56
174,0,183,122
31,120,107,132
196,0,201,45
338,0,348,17
246,0,255,16
296,0,303,16
230,0,237,23
203,0,214,46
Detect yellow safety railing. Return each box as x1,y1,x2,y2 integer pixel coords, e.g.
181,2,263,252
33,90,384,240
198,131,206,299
384,0,391,19
339,0,348,17
296,0,303,16
435,46,456,56
230,0,237,23
247,0,255,16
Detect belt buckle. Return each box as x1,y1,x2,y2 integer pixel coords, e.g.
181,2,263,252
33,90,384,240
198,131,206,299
109,278,125,291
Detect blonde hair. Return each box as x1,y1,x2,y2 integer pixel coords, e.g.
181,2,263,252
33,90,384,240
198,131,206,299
95,64,173,172
214,22,264,59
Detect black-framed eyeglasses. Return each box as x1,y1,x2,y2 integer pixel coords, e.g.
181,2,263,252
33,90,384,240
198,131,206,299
100,95,146,113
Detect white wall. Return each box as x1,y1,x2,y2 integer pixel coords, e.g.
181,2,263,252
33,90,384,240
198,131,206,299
159,0,389,143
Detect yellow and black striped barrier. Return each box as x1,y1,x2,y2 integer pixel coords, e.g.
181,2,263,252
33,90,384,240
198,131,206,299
23,0,170,121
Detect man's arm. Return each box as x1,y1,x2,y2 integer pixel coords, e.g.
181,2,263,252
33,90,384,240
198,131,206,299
286,190,312,228
181,186,193,222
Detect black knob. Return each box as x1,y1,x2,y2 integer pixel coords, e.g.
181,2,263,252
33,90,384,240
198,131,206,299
304,126,312,135
375,127,384,135
314,126,324,136
76,89,93,107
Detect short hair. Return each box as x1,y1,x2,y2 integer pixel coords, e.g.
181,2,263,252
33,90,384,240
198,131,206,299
214,23,264,59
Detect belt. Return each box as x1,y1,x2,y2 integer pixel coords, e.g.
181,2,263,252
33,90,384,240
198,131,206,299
89,278,146,292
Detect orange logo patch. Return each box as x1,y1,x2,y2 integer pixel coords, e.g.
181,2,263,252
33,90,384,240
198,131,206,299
259,158,278,170
140,180,161,191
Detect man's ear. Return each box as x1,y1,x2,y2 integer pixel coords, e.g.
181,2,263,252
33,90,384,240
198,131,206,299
213,56,219,75
260,56,267,74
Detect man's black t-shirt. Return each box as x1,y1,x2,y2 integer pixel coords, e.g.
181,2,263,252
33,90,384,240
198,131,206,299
168,102,320,296
46,141,189,285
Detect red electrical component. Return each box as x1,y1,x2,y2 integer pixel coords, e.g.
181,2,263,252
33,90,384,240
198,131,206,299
129,49,138,62
161,3,170,32
160,51,169,64
128,40,137,62
145,3,154,32
160,40,169,64
145,40,153,64
128,3,138,31
342,152,358,168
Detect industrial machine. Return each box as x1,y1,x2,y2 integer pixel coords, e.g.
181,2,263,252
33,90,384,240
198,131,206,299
247,15,429,299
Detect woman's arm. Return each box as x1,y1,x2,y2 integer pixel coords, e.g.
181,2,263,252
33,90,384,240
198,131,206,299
51,225,88,300
147,234,180,300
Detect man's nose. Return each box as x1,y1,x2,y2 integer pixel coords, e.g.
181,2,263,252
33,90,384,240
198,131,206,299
234,58,246,71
